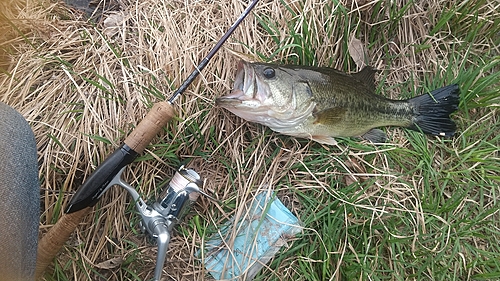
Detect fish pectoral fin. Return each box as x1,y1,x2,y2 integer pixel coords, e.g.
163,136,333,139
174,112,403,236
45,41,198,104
310,135,338,145
351,66,377,89
313,107,346,125
361,128,387,143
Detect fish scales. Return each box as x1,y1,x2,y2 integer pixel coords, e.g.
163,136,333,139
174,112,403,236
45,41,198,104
305,70,414,129
216,60,460,145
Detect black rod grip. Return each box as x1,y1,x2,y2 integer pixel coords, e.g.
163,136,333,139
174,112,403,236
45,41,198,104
65,144,138,213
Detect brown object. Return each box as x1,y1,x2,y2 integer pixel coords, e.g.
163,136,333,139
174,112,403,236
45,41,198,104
124,101,176,153
35,102,176,279
35,208,91,280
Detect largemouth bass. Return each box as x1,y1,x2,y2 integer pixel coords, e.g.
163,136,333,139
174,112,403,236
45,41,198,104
216,60,460,145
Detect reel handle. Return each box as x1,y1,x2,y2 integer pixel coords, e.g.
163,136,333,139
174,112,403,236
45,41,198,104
151,223,171,281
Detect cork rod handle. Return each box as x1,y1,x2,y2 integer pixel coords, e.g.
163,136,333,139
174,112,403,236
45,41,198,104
124,101,176,154
35,102,176,279
35,208,90,280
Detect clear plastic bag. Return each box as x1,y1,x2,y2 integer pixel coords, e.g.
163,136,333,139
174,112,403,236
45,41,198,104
201,190,302,280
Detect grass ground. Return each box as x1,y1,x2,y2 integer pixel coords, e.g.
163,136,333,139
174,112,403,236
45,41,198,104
1,0,499,280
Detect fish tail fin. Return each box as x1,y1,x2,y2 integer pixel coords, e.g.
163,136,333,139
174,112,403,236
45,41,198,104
407,84,460,137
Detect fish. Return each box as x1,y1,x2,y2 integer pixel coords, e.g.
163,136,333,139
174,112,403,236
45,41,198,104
216,60,460,145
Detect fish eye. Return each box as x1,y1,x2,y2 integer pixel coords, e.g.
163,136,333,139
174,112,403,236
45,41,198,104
263,67,275,79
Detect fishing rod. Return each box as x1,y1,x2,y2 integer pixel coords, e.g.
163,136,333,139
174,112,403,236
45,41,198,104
34,0,259,279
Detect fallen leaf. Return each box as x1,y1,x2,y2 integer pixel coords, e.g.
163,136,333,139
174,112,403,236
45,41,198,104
348,34,368,69
342,158,368,185
95,257,124,269
225,48,263,63
103,12,126,37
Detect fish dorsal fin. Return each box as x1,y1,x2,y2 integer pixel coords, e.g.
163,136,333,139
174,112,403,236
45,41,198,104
351,66,377,89
313,107,346,125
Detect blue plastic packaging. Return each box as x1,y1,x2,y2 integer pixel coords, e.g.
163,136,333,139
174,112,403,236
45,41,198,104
201,191,302,280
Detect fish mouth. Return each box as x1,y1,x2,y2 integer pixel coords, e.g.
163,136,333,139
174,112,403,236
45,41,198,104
215,60,263,108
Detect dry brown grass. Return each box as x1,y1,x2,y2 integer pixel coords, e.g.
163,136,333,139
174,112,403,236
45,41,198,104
1,0,498,280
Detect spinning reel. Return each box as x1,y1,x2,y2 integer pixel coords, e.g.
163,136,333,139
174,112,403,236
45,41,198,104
108,166,203,281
